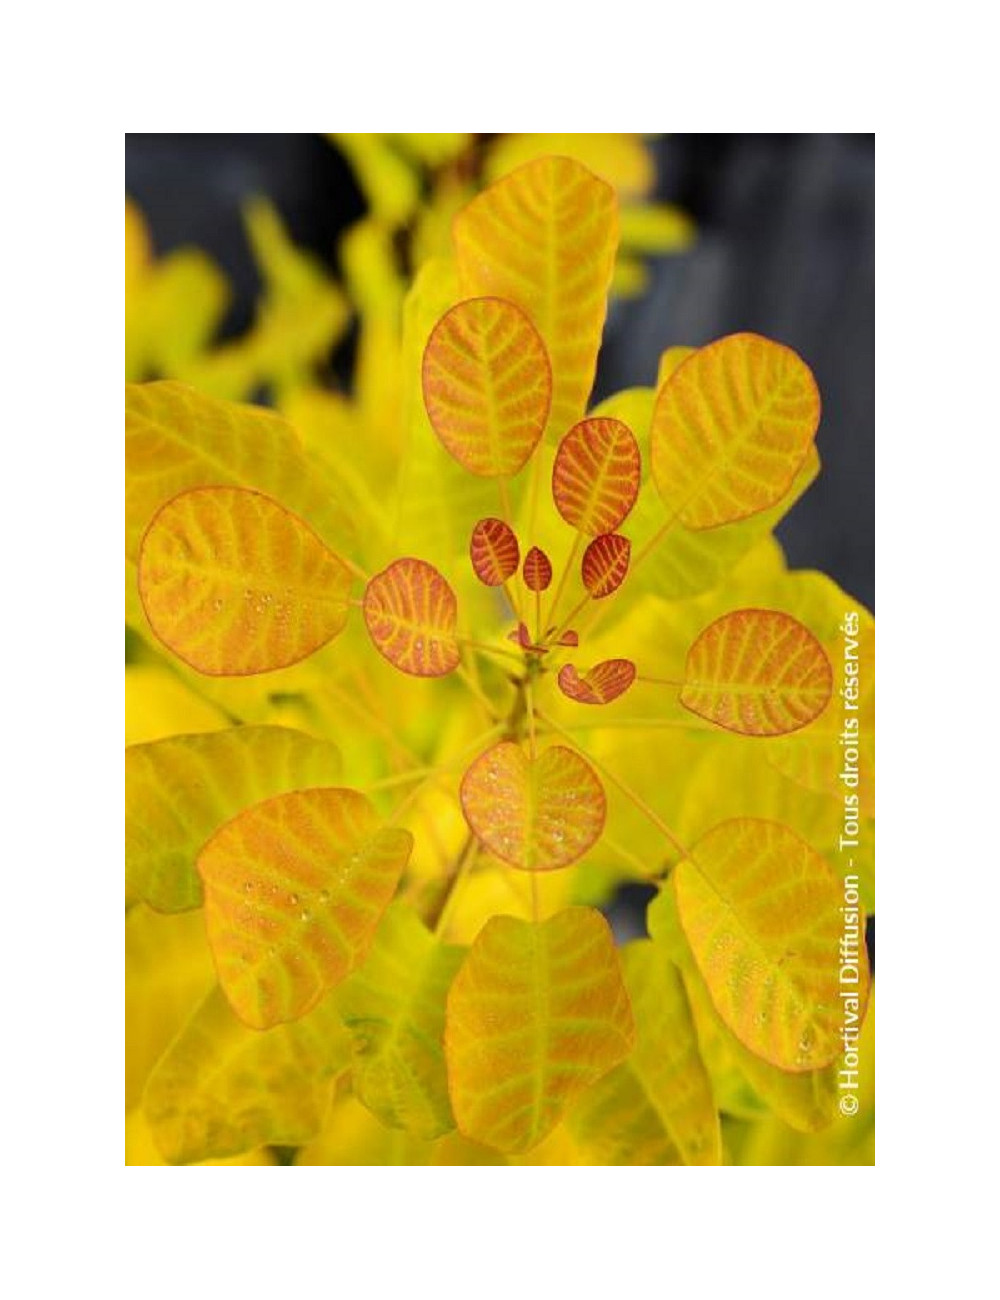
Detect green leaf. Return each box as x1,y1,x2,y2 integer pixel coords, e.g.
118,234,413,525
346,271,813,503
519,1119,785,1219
570,941,721,1164
125,725,342,912
337,902,464,1140
143,985,350,1164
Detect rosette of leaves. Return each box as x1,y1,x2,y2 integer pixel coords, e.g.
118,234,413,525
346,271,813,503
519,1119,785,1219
126,154,873,1165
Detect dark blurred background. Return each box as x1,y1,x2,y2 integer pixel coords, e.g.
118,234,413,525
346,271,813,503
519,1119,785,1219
126,134,874,608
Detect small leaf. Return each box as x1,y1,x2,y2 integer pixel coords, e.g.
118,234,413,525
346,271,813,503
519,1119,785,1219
143,985,350,1164
422,297,552,477
681,609,832,736
557,659,636,706
126,725,342,912
650,333,821,528
522,546,552,592
336,902,464,1140
581,532,631,599
445,907,635,1153
469,517,520,587
138,486,352,676
508,622,548,654
556,629,579,647
363,557,461,677
570,942,721,1165
552,417,640,534
198,787,413,1029
674,819,869,1071
460,741,605,871
453,156,618,440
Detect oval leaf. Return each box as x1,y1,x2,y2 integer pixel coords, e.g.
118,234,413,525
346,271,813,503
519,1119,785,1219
552,417,640,534
581,532,631,599
422,296,552,476
460,741,605,871
557,659,636,706
445,907,635,1153
363,557,461,677
453,156,619,439
469,517,520,587
570,942,721,1165
681,609,832,736
144,985,350,1164
650,333,821,528
336,902,464,1140
198,788,413,1029
126,726,342,912
522,545,552,592
138,486,352,676
674,819,869,1071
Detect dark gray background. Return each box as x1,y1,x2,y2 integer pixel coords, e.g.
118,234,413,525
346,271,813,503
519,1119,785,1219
125,134,874,608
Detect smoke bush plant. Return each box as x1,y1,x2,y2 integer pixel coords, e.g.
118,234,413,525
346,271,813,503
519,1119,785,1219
125,146,874,1165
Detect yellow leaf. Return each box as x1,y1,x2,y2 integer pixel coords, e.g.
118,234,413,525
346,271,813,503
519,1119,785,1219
647,887,842,1132
650,332,821,529
142,248,229,373
198,787,412,1029
124,663,229,744
296,1092,433,1165
460,741,606,871
680,609,833,736
330,133,421,225
485,134,654,200
138,486,353,676
336,902,464,1139
362,557,461,678
126,1109,276,1165
422,297,552,477
125,907,215,1109
619,202,696,252
445,907,635,1153
143,985,349,1164
125,725,342,912
387,133,472,169
125,380,349,560
674,819,870,1071
656,347,696,388
570,941,721,1164
454,156,618,441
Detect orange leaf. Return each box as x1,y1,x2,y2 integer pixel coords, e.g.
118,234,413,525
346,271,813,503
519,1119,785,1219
198,787,412,1029
460,741,605,871
445,908,635,1152
674,819,869,1071
363,557,461,677
453,156,618,440
552,417,640,534
469,517,520,587
138,486,352,676
681,609,832,736
421,297,551,477
650,333,821,528
522,545,552,592
508,622,548,654
557,659,636,706
581,532,631,599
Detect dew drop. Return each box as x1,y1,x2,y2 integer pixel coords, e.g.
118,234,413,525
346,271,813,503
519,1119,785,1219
300,909,311,922
319,889,330,904
288,892,299,905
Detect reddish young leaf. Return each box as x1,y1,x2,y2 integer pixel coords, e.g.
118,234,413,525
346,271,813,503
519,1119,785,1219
460,741,606,871
508,622,548,654
552,417,641,535
681,609,832,736
422,296,551,477
197,788,413,1030
522,546,552,592
363,558,461,678
581,533,631,599
138,486,352,676
557,659,637,706
469,517,520,587
556,629,579,647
